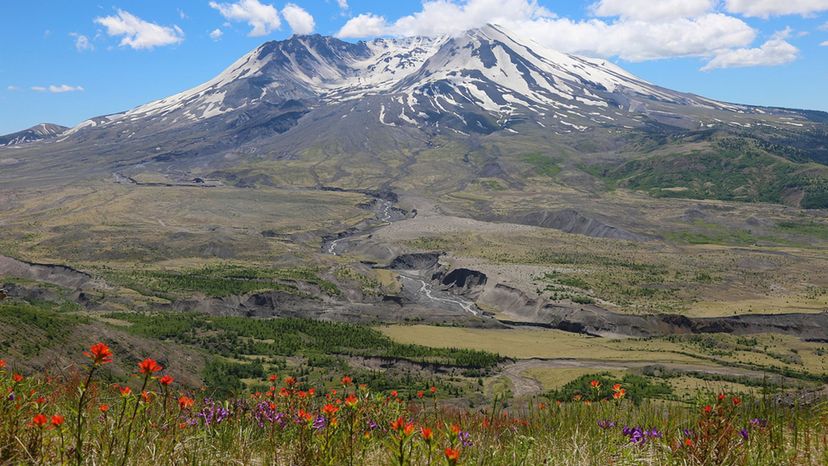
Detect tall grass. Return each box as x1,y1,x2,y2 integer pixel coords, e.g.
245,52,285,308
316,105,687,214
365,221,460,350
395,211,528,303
1,345,826,465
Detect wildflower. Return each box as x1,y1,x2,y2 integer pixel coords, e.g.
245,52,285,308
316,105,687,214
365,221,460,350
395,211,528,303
417,390,424,399
138,358,162,375
750,418,767,428
391,417,405,431
141,391,153,403
590,379,601,389
740,428,749,440
458,430,473,447
612,383,622,392
0,359,5,369
158,375,174,386
99,404,110,413
322,404,339,416
313,415,327,431
268,374,278,382
732,397,742,406
390,390,398,398
450,423,461,435
430,386,437,394
284,376,297,386
703,405,712,413
36,396,46,404
32,413,48,427
12,373,23,383
538,402,547,410
84,342,113,365
421,426,434,442
341,375,352,385
684,438,694,447
613,389,626,399
482,418,490,428
119,386,132,397
597,420,616,430
7,392,15,401
445,447,461,464
178,396,194,410
345,394,358,407
718,393,726,401
51,414,65,427
404,422,416,436
308,388,316,396
573,394,582,401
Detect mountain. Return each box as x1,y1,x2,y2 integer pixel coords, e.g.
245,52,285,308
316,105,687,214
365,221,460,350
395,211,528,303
2,24,827,206
0,123,67,146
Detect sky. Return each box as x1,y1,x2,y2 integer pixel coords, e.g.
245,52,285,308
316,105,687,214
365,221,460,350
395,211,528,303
1,0,828,134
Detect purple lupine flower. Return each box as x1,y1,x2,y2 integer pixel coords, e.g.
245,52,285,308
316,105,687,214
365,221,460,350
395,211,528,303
597,420,616,430
682,429,695,438
750,418,767,428
7,392,14,401
622,426,662,446
458,431,473,447
197,398,231,426
740,428,749,441
367,419,379,431
313,415,327,431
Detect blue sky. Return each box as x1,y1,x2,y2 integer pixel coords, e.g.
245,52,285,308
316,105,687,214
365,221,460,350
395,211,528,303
2,0,828,134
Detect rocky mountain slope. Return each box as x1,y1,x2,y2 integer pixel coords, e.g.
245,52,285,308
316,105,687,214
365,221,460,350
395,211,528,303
0,123,67,146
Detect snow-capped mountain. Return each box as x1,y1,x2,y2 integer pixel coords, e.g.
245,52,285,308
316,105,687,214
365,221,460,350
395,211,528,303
0,123,67,147
8,24,819,177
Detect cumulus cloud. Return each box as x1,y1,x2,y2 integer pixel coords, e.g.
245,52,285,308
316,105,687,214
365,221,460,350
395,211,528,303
336,0,806,70
70,33,93,52
31,84,85,93
95,10,184,50
821,40,828,45
725,0,828,18
209,0,281,36
210,28,224,40
337,0,349,10
702,29,799,70
592,0,715,21
282,3,315,35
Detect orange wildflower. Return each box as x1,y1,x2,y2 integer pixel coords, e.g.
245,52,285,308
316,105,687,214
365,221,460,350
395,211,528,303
341,375,352,385
178,396,194,410
429,386,437,394
421,426,433,441
322,403,339,416
99,404,110,413
613,389,626,399
590,380,601,389
417,390,424,399
32,413,48,427
158,375,174,386
137,358,162,375
12,373,23,383
445,447,461,464
51,414,65,427
119,386,132,397
84,342,113,365
345,394,358,407
391,417,405,431
732,397,742,406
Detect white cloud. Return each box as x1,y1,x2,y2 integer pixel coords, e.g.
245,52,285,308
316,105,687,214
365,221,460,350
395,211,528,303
210,28,224,40
70,33,93,52
337,0,348,10
725,0,828,18
282,3,315,35
95,9,184,50
337,13,390,38
821,40,828,45
702,29,799,70
209,0,281,36
7,85,19,91
820,21,828,30
592,0,715,21
31,84,85,93
337,1,758,63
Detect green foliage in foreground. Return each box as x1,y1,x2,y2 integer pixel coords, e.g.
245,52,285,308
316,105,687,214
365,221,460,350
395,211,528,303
107,312,503,370
550,373,673,405
1,360,826,466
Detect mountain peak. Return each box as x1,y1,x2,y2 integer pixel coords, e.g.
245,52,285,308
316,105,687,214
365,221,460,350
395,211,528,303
0,123,67,147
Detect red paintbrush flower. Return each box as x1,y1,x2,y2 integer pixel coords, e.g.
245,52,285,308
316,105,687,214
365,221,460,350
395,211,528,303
99,404,110,413
341,375,353,385
84,342,113,365
12,373,23,383
417,390,424,399
32,413,48,428
322,403,339,416
445,447,461,464
345,394,358,407
403,422,415,436
0,359,5,369
51,414,64,427
137,358,162,375
119,386,132,397
178,396,194,410
429,386,437,394
391,417,404,431
421,426,434,441
158,375,174,386
590,380,601,389
732,397,742,406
